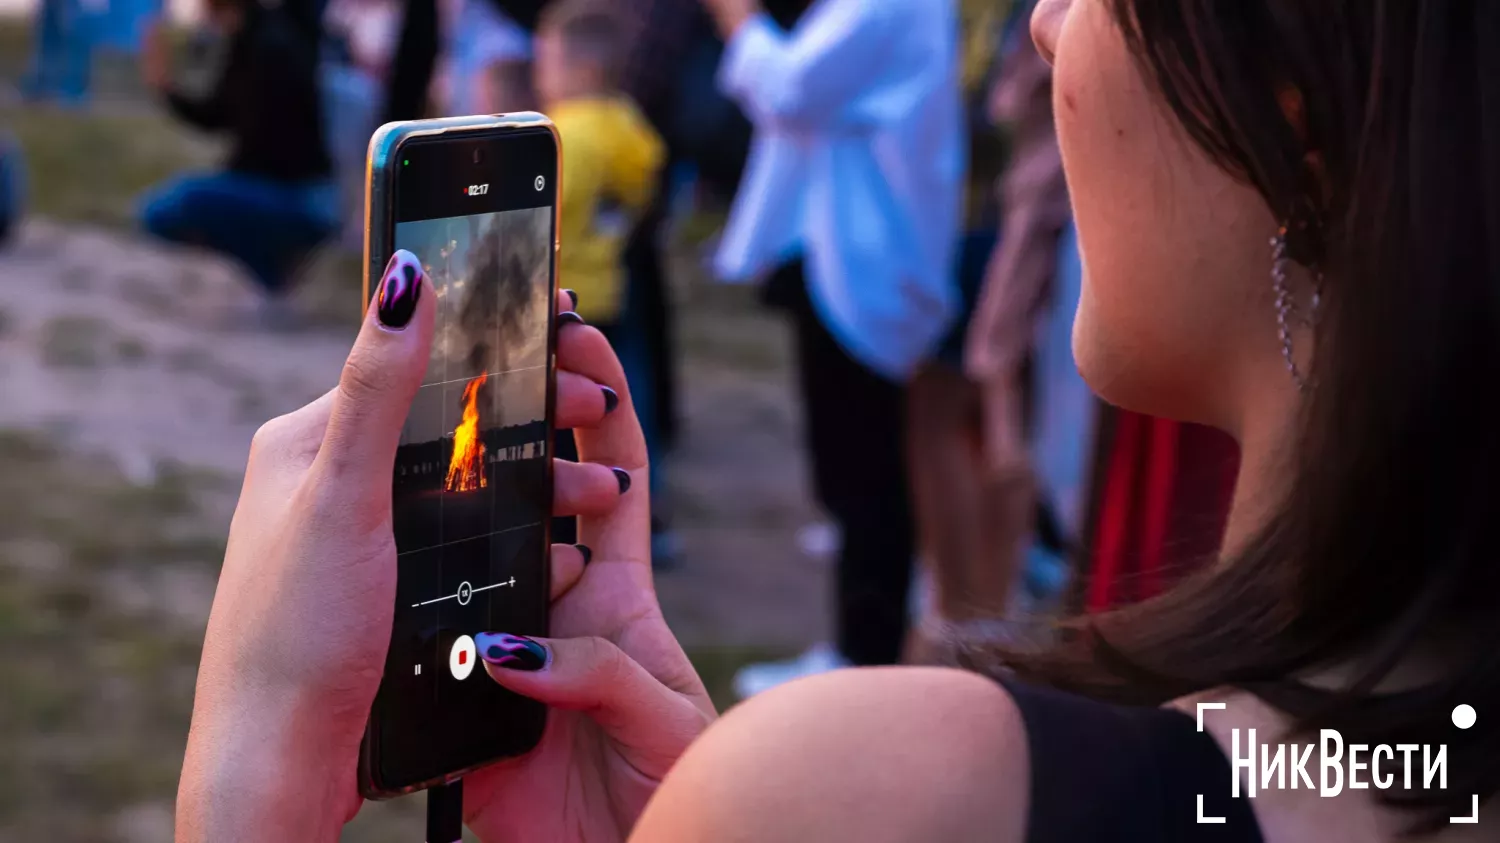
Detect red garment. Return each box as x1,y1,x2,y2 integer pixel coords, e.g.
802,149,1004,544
1085,410,1239,612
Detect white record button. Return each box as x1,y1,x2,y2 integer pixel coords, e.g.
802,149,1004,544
449,634,477,681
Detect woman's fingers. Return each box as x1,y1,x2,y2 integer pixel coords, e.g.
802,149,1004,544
553,458,630,517
551,291,650,566
555,369,617,431
313,251,435,503
549,543,589,601
476,633,712,770
556,318,648,472
553,286,644,473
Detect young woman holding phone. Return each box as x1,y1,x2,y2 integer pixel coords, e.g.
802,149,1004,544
178,0,1500,839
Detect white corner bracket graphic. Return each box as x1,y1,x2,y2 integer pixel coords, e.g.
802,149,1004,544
1197,702,1226,732
1450,795,1479,824
1195,703,1230,824
1198,794,1226,824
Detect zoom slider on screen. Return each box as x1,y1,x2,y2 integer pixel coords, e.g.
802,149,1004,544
411,577,517,608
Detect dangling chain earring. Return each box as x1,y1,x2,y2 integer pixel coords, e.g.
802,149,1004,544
1271,224,1323,391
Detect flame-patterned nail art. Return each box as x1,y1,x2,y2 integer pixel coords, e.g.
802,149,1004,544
376,249,423,329
475,633,548,671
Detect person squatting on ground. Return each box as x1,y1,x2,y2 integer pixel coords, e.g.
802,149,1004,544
138,0,338,321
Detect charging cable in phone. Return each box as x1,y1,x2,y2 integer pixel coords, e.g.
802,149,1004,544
426,779,463,843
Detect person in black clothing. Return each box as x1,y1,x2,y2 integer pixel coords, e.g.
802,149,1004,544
139,0,337,306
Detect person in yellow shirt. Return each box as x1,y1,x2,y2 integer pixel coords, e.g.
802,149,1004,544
535,1,666,328
535,0,676,561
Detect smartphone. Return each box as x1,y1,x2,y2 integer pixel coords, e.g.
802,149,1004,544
358,113,560,798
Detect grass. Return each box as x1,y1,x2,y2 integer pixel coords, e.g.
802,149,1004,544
0,15,33,82
4,104,221,229
38,314,110,367
2,14,224,229
689,645,789,712
0,431,231,842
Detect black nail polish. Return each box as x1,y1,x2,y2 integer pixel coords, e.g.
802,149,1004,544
376,250,423,329
576,544,592,565
558,310,586,326
600,385,619,414
563,288,579,309
612,467,632,495
475,633,548,671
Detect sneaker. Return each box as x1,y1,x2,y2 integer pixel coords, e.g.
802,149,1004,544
795,521,839,562
731,643,852,701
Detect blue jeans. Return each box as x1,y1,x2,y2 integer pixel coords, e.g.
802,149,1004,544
140,172,339,293
23,0,95,103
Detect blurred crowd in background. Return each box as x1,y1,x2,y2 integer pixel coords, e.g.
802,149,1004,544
0,0,1242,700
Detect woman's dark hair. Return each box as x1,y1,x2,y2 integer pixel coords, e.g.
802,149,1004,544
1004,0,1500,830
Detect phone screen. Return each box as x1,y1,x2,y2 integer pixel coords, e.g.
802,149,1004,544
370,128,557,793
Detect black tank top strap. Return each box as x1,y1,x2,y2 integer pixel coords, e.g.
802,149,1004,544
997,677,1264,842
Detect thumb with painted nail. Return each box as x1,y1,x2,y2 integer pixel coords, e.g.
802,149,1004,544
475,632,711,777
177,249,436,842
312,249,436,492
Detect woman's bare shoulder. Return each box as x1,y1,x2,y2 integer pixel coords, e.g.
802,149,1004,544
631,666,1030,843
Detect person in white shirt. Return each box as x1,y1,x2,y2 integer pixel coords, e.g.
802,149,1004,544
702,0,964,694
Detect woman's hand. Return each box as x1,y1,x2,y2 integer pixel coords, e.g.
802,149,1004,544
176,252,713,843
460,296,714,843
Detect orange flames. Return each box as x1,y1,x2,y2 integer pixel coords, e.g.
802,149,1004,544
444,373,488,492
